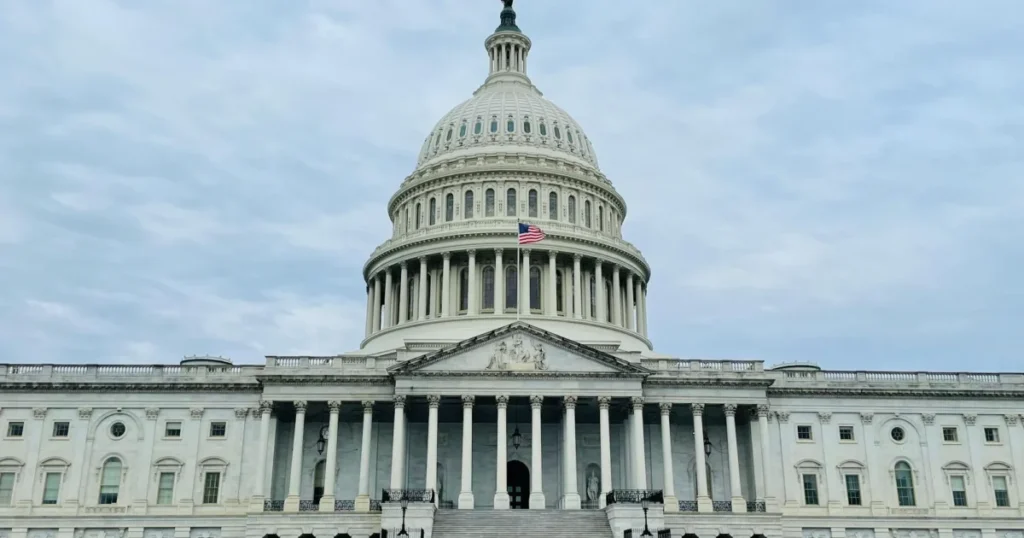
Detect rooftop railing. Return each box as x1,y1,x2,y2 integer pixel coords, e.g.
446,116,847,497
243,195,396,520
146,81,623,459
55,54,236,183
773,369,1023,386
0,363,261,380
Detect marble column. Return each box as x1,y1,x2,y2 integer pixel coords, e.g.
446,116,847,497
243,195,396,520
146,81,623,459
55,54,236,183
494,248,505,314
636,280,647,336
494,395,511,509
547,251,557,316
641,285,649,336
441,252,451,317
372,275,382,332
611,266,622,326
630,397,647,489
757,404,771,506
383,268,394,328
595,261,606,322
598,397,613,508
562,396,581,509
572,254,583,319
284,400,306,511
529,395,546,508
319,401,341,510
468,250,478,315
364,286,373,337
425,395,440,506
625,273,635,330
355,401,374,512
418,257,428,321
459,396,475,509
693,404,712,512
725,404,746,512
253,400,272,507
660,403,678,511
398,262,409,325
521,249,531,314
390,396,406,488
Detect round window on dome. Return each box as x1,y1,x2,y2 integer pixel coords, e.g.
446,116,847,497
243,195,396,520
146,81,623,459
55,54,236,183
891,427,906,442
490,119,498,133
459,123,467,138
507,119,515,133
567,130,574,144
446,128,453,142
474,119,482,135
554,126,561,140
523,120,532,134
539,122,547,136
110,422,126,439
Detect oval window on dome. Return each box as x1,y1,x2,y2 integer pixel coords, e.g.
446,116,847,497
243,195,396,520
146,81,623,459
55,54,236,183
490,119,499,133
474,119,483,135
539,122,547,136
446,128,453,142
567,129,574,144
434,131,442,147
523,119,532,134
554,126,561,140
507,118,515,133
459,123,467,137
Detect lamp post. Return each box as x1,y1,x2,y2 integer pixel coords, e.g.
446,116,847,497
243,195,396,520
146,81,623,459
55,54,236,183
703,430,712,457
640,496,653,537
398,497,409,537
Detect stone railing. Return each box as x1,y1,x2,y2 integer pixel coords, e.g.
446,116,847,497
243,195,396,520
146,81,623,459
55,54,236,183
265,356,397,372
641,359,765,376
772,369,1024,388
0,363,262,382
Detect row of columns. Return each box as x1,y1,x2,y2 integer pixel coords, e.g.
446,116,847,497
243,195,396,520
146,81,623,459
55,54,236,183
363,249,649,337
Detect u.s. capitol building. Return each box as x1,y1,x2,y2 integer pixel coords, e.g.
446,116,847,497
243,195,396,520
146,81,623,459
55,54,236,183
1,3,1021,538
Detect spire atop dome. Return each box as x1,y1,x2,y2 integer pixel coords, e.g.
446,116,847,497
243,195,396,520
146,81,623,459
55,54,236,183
496,0,521,33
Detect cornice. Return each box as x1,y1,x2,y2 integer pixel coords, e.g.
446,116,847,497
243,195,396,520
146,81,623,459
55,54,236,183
396,371,645,379
0,382,260,392
645,378,775,389
255,375,393,386
768,387,1024,399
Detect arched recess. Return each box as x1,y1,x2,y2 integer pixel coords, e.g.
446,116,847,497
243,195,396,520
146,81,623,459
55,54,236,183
875,416,922,443
891,459,918,506
90,410,144,441
584,463,601,504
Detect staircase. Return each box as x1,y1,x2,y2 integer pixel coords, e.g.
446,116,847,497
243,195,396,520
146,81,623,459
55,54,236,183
431,509,613,538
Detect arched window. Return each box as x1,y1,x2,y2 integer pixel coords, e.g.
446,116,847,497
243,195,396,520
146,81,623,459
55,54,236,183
474,118,483,135
464,190,474,219
445,194,454,222
598,205,604,231
459,122,467,138
507,117,515,133
539,121,547,136
895,462,916,506
567,129,574,144
556,271,564,313
549,192,558,220
529,266,541,311
506,189,517,216
505,266,518,310
523,118,532,134
568,195,576,224
554,125,562,140
415,203,421,230
485,189,495,217
445,127,453,142
99,458,122,504
490,118,499,133
482,266,495,311
458,269,469,312
429,198,437,226
528,189,538,218
584,201,592,228
313,460,326,505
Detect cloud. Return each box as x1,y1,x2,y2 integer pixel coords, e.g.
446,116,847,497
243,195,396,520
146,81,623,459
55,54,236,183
0,0,1021,370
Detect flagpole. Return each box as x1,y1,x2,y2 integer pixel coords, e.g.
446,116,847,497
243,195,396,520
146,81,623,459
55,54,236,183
516,219,521,322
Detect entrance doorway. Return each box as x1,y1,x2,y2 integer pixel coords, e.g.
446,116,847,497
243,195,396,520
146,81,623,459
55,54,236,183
507,460,530,509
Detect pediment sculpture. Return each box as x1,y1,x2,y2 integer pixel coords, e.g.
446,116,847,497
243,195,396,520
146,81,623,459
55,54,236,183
485,334,547,371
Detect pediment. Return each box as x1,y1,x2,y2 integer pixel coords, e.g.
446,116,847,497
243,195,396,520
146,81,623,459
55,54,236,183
389,322,649,376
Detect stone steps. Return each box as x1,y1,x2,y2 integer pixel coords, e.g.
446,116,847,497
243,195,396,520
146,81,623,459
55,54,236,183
432,509,613,538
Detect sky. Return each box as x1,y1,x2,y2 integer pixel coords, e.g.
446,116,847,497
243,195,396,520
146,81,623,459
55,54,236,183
0,0,1021,370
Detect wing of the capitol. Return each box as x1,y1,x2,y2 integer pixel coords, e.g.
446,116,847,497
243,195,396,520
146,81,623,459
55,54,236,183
2,3,1021,538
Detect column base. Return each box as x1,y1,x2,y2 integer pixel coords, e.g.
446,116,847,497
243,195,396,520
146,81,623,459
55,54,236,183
319,495,336,512
458,492,475,509
529,492,546,509
697,495,712,512
248,495,265,512
561,492,581,510
283,495,300,512
355,495,371,512
731,496,746,512
663,495,679,512
494,492,510,509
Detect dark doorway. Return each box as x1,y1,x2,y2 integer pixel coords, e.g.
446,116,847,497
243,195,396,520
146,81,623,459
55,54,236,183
507,460,530,509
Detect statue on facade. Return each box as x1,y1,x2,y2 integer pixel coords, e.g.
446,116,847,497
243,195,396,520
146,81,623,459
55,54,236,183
586,469,600,501
485,335,549,371
502,0,513,8
487,341,511,370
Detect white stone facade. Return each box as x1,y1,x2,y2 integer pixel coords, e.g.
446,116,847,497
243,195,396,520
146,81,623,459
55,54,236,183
2,3,1022,538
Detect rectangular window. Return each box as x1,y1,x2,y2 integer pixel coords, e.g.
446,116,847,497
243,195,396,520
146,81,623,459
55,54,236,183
797,425,813,440
0,472,15,505
42,472,61,504
202,472,221,504
7,422,24,437
802,474,819,505
156,472,175,505
942,427,959,442
839,426,855,441
165,422,181,438
52,421,70,438
209,422,226,437
845,474,862,505
993,476,1010,507
984,427,1000,443
950,475,967,506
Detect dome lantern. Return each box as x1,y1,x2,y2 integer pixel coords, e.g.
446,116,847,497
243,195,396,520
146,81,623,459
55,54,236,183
485,0,532,84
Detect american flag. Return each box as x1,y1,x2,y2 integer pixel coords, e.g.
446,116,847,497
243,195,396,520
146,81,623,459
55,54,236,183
518,222,546,244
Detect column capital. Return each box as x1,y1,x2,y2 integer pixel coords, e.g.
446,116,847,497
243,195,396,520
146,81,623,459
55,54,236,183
777,411,792,424
630,396,645,410
427,395,441,408
442,251,452,260
659,402,672,415
496,394,509,408
462,395,475,408
495,247,504,256
522,248,531,255
922,413,936,425
564,396,578,409
293,401,308,412
691,403,705,416
530,395,544,408
259,400,274,414
468,249,477,257
328,401,342,413
419,256,427,264
724,404,738,417
393,395,407,409
756,404,770,418
597,396,611,409
362,401,375,413
400,260,408,269
573,253,582,262
1004,414,1018,426
549,249,558,259
963,413,977,426
611,264,621,274
817,411,832,424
